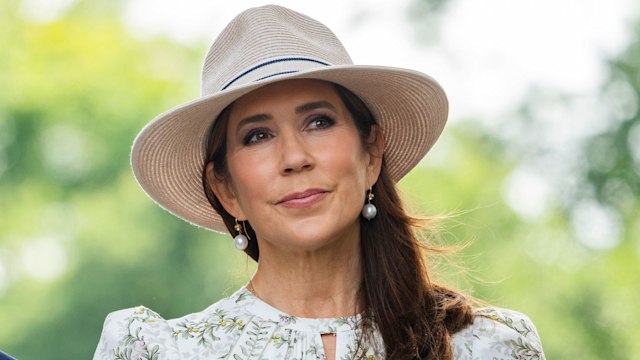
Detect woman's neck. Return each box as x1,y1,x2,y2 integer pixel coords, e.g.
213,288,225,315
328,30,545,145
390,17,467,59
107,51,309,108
249,235,362,319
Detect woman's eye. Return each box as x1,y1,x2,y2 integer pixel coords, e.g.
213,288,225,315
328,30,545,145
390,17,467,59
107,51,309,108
242,129,271,145
307,115,335,130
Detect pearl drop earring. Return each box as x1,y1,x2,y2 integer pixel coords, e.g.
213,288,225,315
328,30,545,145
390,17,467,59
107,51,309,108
233,219,249,250
361,188,377,220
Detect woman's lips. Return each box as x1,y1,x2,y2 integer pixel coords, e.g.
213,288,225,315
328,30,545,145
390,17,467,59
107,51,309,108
277,189,328,208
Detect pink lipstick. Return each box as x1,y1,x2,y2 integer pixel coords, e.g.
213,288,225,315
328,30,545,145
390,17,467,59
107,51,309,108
277,189,328,208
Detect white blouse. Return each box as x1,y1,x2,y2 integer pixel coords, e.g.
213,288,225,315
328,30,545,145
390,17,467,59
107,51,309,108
93,287,545,359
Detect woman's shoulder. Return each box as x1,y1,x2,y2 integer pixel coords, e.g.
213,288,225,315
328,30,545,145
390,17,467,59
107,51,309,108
93,289,249,360
93,306,176,360
452,307,546,360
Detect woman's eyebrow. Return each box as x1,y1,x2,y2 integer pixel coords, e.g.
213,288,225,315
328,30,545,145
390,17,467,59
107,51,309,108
236,101,337,133
295,101,336,114
236,114,271,133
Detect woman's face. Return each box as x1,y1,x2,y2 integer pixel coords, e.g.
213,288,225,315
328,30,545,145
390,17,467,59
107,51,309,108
211,79,382,253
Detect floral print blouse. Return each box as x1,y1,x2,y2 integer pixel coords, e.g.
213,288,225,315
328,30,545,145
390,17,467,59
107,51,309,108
93,287,545,359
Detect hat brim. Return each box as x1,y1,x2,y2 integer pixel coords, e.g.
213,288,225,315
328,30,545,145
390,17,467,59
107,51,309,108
131,65,448,233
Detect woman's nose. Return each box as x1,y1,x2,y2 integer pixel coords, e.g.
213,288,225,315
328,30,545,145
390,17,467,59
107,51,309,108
279,133,314,175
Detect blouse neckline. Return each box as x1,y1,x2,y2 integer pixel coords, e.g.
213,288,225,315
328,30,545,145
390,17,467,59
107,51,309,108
238,286,364,334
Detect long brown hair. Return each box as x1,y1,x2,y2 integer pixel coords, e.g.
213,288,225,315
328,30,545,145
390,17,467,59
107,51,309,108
202,83,475,359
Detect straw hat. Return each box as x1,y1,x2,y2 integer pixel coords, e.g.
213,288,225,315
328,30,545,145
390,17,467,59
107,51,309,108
131,5,448,233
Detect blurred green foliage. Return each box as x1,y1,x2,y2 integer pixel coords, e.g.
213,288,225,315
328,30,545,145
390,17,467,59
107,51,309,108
0,1,250,358
0,0,639,359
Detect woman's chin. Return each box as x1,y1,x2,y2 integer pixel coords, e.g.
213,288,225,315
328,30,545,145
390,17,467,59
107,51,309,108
260,225,360,255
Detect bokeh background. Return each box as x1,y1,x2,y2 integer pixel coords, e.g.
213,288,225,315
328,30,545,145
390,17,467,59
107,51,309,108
1,0,639,358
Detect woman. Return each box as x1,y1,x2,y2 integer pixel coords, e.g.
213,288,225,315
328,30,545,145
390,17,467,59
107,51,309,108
94,5,545,360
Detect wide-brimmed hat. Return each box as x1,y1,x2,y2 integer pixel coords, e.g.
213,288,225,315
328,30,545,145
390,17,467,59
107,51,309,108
131,5,448,233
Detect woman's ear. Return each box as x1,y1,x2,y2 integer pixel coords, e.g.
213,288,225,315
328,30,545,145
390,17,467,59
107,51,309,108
205,162,246,219
366,125,384,187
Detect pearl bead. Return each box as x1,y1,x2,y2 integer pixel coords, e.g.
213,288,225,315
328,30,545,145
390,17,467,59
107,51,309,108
234,234,248,250
362,203,377,220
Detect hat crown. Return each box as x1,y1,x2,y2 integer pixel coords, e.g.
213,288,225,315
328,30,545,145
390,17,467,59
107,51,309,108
201,5,353,95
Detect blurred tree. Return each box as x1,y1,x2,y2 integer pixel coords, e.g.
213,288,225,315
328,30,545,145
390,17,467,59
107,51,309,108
494,18,640,360
0,1,249,358
406,0,640,359
406,0,450,44
586,23,640,215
